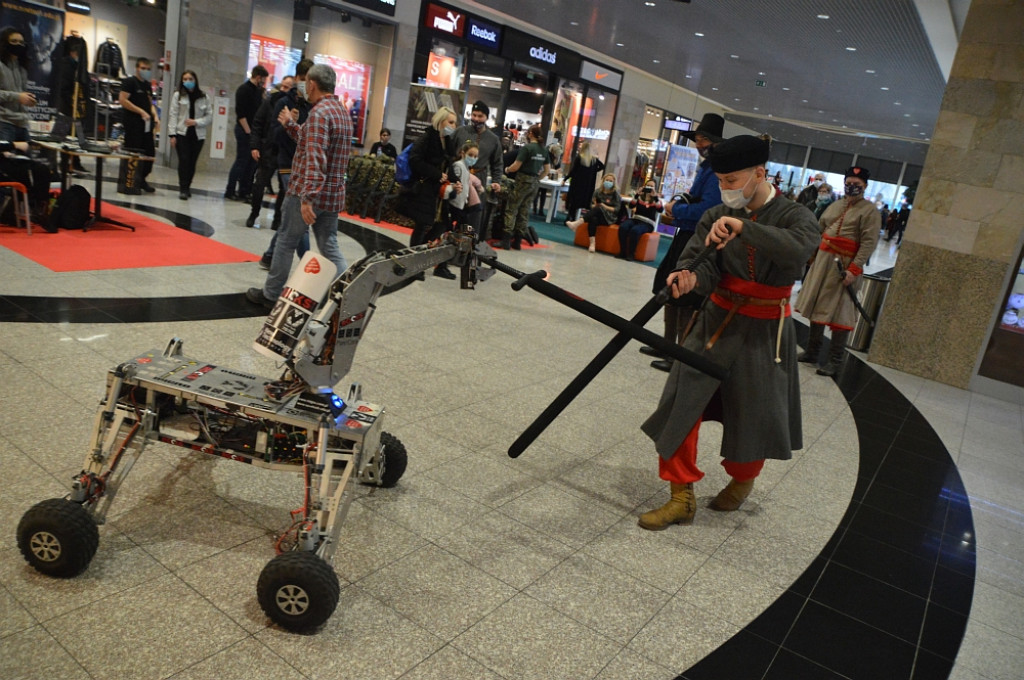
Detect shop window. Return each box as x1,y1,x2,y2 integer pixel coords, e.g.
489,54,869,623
425,37,466,90
464,50,507,126
574,87,616,164
551,78,584,164
503,61,548,139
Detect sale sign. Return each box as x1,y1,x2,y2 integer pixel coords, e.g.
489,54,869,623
313,55,373,147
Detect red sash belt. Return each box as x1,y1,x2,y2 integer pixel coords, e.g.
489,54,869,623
710,274,792,320
819,234,858,258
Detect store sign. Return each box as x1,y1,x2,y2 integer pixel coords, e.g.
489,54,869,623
426,52,456,88
424,3,464,37
501,28,580,77
663,114,692,131
571,125,611,141
466,17,501,50
579,60,622,92
342,0,396,18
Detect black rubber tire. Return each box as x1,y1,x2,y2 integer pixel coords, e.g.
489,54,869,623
257,551,340,633
378,431,407,488
17,498,99,578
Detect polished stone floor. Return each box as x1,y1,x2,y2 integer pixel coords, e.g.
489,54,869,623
0,167,1021,680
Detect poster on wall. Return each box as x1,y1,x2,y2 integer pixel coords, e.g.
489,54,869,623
0,0,65,120
313,54,371,147
248,34,301,88
659,144,700,200
403,83,463,148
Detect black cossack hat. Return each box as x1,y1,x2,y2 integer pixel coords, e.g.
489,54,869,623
707,135,771,174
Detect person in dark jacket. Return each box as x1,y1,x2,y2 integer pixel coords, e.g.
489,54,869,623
245,76,292,228
225,64,267,201
562,141,604,223
403,106,460,279
369,128,397,158
618,179,663,260
643,113,724,372
257,60,313,269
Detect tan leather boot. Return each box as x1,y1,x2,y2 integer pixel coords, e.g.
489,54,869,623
708,478,754,511
638,483,695,530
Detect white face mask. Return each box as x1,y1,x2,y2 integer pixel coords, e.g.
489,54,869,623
720,171,759,209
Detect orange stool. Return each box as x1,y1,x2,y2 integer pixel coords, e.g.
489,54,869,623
574,223,621,254
634,231,661,262
0,181,31,234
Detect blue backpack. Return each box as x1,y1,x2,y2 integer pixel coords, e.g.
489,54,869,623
394,143,414,186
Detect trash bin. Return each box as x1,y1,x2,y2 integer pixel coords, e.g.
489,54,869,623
849,273,891,351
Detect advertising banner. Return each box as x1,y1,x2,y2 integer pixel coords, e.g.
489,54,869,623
313,54,372,147
0,0,65,120
247,34,301,88
402,83,463,147
660,143,700,200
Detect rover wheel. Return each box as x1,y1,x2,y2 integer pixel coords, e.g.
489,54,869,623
17,498,99,578
378,431,407,488
257,551,340,633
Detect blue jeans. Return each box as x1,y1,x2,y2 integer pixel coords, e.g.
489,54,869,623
262,194,346,300
262,173,308,259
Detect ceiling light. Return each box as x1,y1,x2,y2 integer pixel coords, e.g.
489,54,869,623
599,93,605,100
616,42,624,47
685,74,692,78
817,110,824,113
880,86,889,90
782,87,790,91
730,54,739,59
817,14,829,19
894,101,902,105
912,123,919,127
903,113,910,117
570,21,578,26
712,87,718,91
845,47,857,51
652,59,660,64
734,98,741,101
753,107,759,111
802,99,808,102
758,71,765,76
694,32,704,37
645,1,656,5
535,88,542,94
865,69,876,74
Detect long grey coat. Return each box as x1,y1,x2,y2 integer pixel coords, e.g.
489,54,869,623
641,194,820,463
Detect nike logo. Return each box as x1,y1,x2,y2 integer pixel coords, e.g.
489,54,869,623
594,72,609,80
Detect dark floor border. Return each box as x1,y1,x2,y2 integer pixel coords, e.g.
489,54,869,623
677,327,976,680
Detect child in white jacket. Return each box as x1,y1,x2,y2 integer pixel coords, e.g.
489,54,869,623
448,139,483,235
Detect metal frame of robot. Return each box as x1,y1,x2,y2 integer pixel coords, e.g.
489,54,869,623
16,224,725,634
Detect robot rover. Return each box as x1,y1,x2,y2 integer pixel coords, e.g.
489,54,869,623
16,228,495,633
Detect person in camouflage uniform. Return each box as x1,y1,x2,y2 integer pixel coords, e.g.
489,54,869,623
500,124,549,249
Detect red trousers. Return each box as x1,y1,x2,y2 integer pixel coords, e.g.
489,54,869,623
659,417,764,484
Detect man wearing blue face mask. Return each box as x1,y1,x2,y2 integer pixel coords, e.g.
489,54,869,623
638,134,819,530
118,57,159,192
795,166,880,376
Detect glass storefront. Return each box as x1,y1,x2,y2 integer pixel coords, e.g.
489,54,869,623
464,50,507,126
250,0,396,149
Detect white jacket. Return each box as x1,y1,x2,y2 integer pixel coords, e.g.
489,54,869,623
166,91,213,140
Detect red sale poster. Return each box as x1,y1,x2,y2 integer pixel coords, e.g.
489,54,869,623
314,54,372,146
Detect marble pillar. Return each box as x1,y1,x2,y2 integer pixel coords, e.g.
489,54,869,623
868,0,1024,389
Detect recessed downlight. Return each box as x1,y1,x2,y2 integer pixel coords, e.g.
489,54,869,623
652,59,660,64
880,86,890,91
694,32,705,37
615,42,624,47
817,14,829,19
865,69,876,74
845,46,857,51
782,87,790,91
730,54,739,59
712,87,718,91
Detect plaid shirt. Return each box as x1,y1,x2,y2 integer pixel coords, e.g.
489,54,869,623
284,94,352,212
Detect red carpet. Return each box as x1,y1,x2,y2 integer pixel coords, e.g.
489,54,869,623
0,201,259,272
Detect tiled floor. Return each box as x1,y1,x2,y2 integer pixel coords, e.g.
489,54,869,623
1,167,1021,679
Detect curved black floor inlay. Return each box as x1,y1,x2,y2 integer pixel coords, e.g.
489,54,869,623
677,334,976,680
0,216,409,324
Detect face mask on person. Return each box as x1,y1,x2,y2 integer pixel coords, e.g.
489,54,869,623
720,170,759,209
295,81,306,98
845,182,865,197
817,193,829,203
7,43,25,57
603,181,614,190
812,179,822,187
183,80,195,91
697,145,711,159
466,155,478,167
472,120,485,132
443,125,456,137
139,69,151,80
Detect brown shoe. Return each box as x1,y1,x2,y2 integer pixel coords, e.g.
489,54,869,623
708,478,754,511
638,482,695,530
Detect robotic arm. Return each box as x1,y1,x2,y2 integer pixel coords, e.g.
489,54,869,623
254,228,496,393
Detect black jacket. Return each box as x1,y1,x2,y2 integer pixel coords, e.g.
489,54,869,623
403,127,450,225
250,89,287,155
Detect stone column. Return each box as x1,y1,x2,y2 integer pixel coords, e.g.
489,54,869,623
868,0,1024,388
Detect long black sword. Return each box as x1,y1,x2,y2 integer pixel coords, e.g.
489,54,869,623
484,240,727,458
833,257,874,326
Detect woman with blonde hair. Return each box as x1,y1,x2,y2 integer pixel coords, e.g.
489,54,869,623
562,141,605,223
402,106,462,278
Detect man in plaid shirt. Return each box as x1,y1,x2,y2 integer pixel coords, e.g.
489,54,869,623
247,63,351,307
